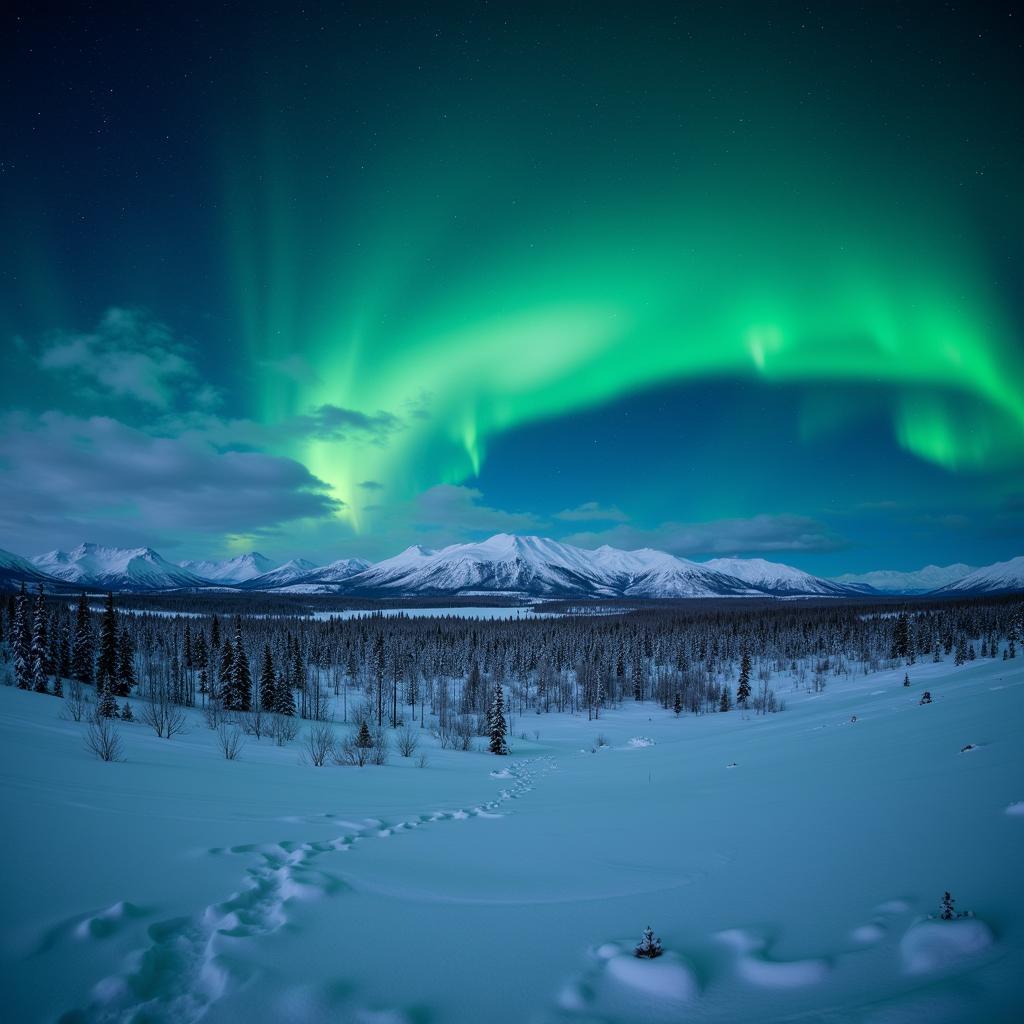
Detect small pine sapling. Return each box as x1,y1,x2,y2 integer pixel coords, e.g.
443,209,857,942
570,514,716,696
903,673,910,687
121,701,134,722
634,925,663,959
920,690,932,705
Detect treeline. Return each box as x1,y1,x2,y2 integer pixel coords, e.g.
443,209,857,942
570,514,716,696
2,587,1021,746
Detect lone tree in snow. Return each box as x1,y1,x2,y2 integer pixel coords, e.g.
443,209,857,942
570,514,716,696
356,718,373,750
488,680,508,755
903,672,910,687
634,926,664,959
938,891,971,920
920,690,932,705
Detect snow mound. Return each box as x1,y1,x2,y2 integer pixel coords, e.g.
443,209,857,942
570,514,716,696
1005,801,1024,816
900,918,994,974
605,953,697,1002
627,736,656,748
717,929,829,989
850,923,885,945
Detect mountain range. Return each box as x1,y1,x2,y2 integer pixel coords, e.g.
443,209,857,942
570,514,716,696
0,535,1020,598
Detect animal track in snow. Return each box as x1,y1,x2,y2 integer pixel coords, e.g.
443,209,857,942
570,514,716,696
65,756,555,1023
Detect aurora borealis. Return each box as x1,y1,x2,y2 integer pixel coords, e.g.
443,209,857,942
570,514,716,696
1,3,1022,569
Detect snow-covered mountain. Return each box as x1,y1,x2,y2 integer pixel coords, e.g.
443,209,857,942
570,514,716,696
239,558,324,590
343,535,616,597
338,535,779,599
832,564,976,594
31,543,210,591
0,548,60,590
703,557,855,597
930,556,1024,595
178,551,278,583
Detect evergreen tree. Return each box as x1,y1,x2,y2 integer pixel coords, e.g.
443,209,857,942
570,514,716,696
719,685,732,712
72,592,94,683
219,634,234,694
903,672,910,687
940,891,956,920
227,619,252,711
633,926,663,959
116,627,136,696
31,585,48,693
121,701,134,722
488,681,508,755
736,651,752,708
258,644,277,712
891,613,910,660
672,691,682,716
273,671,296,716
356,719,373,749
96,593,119,693
97,683,120,718
13,583,30,689
52,674,63,698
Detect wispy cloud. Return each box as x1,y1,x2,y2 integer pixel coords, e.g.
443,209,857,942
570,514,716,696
554,501,629,522
562,513,845,556
38,307,214,409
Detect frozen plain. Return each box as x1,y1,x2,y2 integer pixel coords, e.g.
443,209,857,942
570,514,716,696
1,648,1023,1022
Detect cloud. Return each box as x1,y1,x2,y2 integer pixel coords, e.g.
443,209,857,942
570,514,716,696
562,513,845,556
259,354,321,386
554,501,629,522
38,307,213,409
299,404,402,443
357,480,384,490
413,484,543,534
0,410,342,553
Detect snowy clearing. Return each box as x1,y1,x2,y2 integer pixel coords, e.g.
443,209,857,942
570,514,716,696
1,652,1023,1021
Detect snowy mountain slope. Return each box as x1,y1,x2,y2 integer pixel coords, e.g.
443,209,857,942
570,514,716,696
178,551,278,583
703,556,856,597
343,535,616,597
238,558,322,591
290,556,372,587
930,555,1024,595
338,534,767,599
833,564,976,594
31,543,211,591
0,548,61,590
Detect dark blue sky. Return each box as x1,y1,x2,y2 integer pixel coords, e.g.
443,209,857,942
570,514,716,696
1,3,1022,571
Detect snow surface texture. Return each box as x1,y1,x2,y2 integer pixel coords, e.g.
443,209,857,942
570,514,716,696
1,649,1023,1021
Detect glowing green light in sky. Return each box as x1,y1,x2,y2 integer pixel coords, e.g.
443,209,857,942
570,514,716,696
223,120,1024,533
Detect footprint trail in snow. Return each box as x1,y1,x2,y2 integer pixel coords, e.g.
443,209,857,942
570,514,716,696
65,756,555,1024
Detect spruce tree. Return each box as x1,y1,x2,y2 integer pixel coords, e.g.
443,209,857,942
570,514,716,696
673,691,682,716
273,671,296,716
96,593,118,694
719,685,732,712
736,651,752,708
116,627,136,696
97,682,120,718
356,719,373,749
259,644,277,712
31,585,48,693
13,583,30,689
488,681,508,755
72,592,94,683
228,619,252,712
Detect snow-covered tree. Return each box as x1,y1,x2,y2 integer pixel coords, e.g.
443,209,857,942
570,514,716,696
12,583,30,689
488,681,508,755
30,586,49,693
634,926,663,959
736,651,752,708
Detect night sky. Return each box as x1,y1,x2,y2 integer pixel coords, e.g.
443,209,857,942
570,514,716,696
2,2,1022,571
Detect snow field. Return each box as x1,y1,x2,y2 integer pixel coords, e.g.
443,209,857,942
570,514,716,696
1,646,1022,1021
